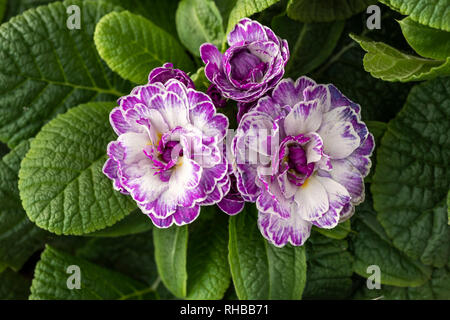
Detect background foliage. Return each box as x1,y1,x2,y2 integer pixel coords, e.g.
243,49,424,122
0,0,448,300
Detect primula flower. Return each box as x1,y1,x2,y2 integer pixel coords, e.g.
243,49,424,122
148,62,195,89
232,77,374,247
200,18,289,103
103,77,229,228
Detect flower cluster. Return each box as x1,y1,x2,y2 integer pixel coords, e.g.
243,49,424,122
103,18,374,246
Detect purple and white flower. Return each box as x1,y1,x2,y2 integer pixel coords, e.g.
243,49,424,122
231,76,374,247
148,63,195,89
103,77,229,228
200,18,289,103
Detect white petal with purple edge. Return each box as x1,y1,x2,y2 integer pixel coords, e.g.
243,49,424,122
258,211,312,247
284,100,322,136
294,176,329,221
148,93,189,129
227,18,268,46
304,132,324,164
329,159,365,204
318,108,360,159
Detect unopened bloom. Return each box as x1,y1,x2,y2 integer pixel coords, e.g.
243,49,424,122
103,77,229,228
148,63,195,89
232,77,374,247
200,18,289,103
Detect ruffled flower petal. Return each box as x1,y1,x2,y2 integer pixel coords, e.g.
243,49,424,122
258,210,312,247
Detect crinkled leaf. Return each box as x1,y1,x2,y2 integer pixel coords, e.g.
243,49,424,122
176,0,224,57
153,206,230,299
380,0,450,32
303,232,353,299
94,10,194,85
287,0,377,23
18,102,136,235
0,0,131,147
272,14,344,77
353,199,433,287
0,140,49,270
399,17,450,61
351,34,450,82
226,0,280,33
228,204,307,300
30,246,157,300
105,0,179,35
0,269,31,300
371,77,450,268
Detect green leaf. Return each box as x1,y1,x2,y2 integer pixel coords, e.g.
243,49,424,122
287,0,376,23
315,219,352,240
153,207,231,299
371,77,450,268
0,140,49,270
272,14,344,77
94,10,194,85
0,0,131,147
176,0,224,57
0,269,31,300
186,207,230,299
228,204,307,300
18,102,136,236
153,225,188,298
380,0,450,32
351,34,450,82
303,232,354,299
226,0,280,34
86,209,152,238
353,199,433,287
399,17,450,60
354,266,450,300
30,246,157,300
105,0,179,36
